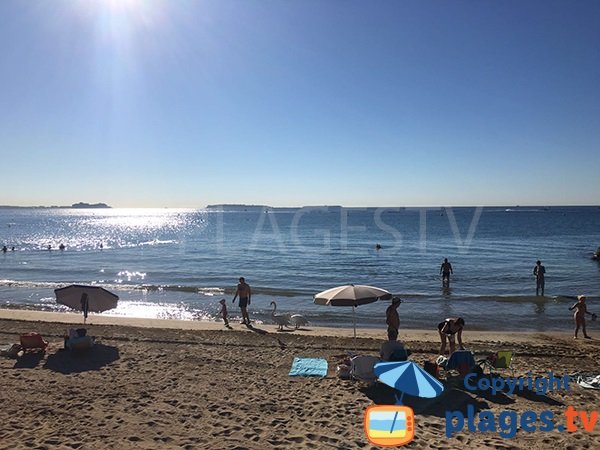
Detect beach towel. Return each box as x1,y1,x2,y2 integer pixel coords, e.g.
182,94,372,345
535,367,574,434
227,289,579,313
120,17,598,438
577,374,600,390
288,357,328,377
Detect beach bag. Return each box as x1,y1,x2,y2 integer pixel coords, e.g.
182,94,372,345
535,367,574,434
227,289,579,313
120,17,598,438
336,364,351,379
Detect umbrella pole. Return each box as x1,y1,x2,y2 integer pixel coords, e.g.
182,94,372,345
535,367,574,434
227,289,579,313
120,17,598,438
352,305,357,351
395,391,405,405
353,305,356,339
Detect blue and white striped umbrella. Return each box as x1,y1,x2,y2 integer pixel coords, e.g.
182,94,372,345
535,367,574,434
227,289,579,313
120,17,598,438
374,361,444,404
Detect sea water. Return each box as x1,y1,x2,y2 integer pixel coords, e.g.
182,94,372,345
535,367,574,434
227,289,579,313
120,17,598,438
1,206,599,331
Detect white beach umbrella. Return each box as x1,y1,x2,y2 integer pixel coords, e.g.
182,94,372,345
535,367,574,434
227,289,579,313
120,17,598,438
314,284,393,339
55,285,119,323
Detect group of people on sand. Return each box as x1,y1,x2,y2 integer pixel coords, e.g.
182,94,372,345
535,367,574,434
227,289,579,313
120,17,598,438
384,295,595,361
218,277,252,328
384,296,465,360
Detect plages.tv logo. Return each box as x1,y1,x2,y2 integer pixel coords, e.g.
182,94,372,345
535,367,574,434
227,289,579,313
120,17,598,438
363,361,444,447
364,405,415,447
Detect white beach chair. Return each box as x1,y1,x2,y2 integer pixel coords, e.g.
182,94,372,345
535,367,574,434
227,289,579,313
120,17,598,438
349,355,380,382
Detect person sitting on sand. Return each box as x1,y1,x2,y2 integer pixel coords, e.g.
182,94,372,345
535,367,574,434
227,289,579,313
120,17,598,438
219,299,230,328
232,277,251,325
380,327,410,361
438,317,465,355
385,297,401,334
569,295,596,339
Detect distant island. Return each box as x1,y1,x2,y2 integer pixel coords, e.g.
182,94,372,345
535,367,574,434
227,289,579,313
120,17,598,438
71,202,111,209
205,204,345,211
0,202,111,209
206,204,271,211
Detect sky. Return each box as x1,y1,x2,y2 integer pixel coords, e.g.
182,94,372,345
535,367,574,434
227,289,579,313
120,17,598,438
0,0,599,208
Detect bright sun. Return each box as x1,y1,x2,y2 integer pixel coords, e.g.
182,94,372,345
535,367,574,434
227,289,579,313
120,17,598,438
105,0,144,14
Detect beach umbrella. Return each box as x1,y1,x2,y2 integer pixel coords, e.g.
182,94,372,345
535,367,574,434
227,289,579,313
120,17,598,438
54,285,119,323
314,284,392,339
374,361,444,405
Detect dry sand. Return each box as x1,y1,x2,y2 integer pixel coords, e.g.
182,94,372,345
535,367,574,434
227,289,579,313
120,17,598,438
1,309,599,449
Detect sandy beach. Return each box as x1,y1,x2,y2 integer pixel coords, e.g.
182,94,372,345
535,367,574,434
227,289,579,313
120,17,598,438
1,310,599,450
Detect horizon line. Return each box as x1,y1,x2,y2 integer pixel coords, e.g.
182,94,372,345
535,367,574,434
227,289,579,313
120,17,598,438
2,203,599,210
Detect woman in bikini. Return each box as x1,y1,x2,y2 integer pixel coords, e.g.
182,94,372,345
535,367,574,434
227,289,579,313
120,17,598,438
569,295,596,339
437,317,465,355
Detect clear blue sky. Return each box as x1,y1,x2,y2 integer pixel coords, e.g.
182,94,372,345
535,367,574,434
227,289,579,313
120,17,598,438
1,0,599,207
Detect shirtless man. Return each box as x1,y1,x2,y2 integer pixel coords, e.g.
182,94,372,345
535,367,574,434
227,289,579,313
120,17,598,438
232,277,252,325
385,297,402,334
440,258,453,288
533,260,546,296
569,295,596,339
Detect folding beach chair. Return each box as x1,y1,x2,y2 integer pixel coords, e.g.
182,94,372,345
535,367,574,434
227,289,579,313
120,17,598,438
349,355,380,383
19,333,49,353
479,350,514,376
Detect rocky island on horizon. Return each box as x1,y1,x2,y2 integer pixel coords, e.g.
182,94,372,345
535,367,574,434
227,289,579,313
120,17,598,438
0,202,112,209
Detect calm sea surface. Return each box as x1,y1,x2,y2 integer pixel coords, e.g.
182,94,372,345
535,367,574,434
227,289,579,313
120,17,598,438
1,206,599,332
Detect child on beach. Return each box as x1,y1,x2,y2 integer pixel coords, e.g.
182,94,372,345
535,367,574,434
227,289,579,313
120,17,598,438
569,295,596,339
219,299,230,328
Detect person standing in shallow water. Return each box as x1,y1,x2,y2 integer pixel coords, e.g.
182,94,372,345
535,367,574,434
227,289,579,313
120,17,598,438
440,258,453,288
533,260,546,296
232,277,251,325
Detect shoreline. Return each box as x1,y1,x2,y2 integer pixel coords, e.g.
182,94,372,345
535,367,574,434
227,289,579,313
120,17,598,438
0,308,584,343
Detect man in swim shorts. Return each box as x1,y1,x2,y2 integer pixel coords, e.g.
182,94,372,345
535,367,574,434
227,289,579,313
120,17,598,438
533,260,545,296
386,297,402,335
232,277,252,325
440,258,453,288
